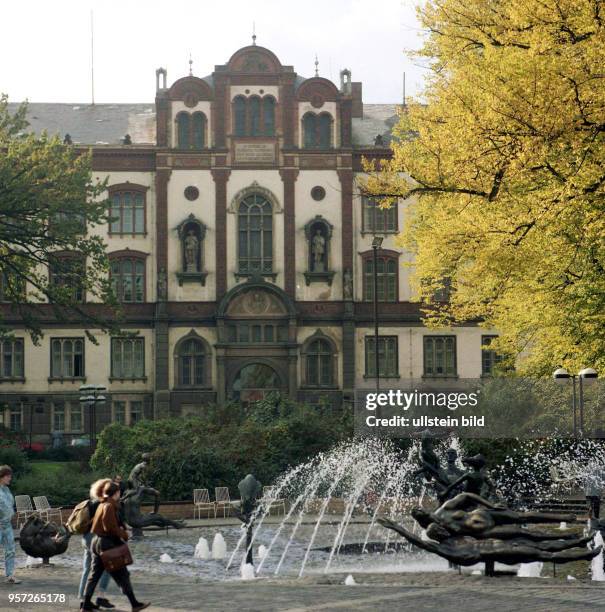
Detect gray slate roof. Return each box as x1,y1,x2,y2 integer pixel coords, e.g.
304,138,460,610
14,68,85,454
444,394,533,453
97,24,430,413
7,103,156,145
9,102,400,147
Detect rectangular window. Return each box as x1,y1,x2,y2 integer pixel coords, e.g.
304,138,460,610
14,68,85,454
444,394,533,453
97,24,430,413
52,401,65,432
365,336,398,377
363,257,398,302
130,401,143,425
0,339,24,379
111,338,145,379
50,338,84,378
481,335,503,376
109,191,146,235
362,197,397,233
70,402,83,432
113,401,126,425
9,406,22,432
424,336,457,377
50,256,85,303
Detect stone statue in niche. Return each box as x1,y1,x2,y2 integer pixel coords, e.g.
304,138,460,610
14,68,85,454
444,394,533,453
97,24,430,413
184,230,199,272
311,229,326,272
343,269,353,300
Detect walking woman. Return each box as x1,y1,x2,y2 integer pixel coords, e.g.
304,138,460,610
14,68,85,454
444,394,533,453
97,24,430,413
81,481,149,612
0,465,20,584
78,479,114,609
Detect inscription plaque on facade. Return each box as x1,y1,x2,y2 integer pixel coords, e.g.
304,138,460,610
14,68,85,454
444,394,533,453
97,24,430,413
234,142,275,164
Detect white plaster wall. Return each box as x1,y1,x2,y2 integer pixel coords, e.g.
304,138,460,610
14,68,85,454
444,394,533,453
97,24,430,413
170,101,212,148
167,170,216,301
168,327,217,390
297,102,339,148
294,171,342,300
9,328,154,393
90,171,156,303
354,326,496,384
225,171,284,293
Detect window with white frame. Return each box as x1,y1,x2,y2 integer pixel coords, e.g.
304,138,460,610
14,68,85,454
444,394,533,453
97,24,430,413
50,338,84,379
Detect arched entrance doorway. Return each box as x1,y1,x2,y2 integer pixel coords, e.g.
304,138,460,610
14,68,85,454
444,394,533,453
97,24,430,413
216,277,298,404
231,362,281,402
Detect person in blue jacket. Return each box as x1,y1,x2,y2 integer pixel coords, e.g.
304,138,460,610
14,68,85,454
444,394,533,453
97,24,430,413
0,465,20,584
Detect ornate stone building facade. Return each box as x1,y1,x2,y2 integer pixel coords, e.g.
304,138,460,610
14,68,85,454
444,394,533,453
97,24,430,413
1,45,499,444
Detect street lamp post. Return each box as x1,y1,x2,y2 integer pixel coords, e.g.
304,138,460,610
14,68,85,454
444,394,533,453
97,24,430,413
372,237,383,392
553,367,598,438
79,384,107,453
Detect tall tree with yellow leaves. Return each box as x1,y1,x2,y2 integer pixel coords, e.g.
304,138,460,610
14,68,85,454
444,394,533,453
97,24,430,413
363,0,605,375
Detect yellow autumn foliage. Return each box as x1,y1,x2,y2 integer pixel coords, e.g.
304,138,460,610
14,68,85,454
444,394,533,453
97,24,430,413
363,0,605,375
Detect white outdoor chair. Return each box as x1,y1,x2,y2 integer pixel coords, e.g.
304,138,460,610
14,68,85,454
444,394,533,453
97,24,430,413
15,495,39,528
214,487,238,518
193,488,215,519
261,486,286,515
32,496,63,524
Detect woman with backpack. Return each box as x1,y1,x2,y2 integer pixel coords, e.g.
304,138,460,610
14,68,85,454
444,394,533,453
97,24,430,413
81,480,149,612
76,479,114,609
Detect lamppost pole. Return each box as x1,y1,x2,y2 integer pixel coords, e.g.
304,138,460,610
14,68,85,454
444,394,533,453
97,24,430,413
372,237,383,392
553,368,598,439
79,384,106,454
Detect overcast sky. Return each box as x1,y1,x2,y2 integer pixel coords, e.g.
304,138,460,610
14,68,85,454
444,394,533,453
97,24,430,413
1,0,427,104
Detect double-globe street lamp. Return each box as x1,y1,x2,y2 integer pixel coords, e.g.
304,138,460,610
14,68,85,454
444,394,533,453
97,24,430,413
552,367,598,438
79,384,107,452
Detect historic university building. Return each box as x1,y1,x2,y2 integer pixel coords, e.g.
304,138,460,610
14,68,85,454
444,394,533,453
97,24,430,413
1,44,499,444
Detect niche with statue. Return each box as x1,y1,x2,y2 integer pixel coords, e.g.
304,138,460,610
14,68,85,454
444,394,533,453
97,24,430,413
304,216,335,286
176,214,207,286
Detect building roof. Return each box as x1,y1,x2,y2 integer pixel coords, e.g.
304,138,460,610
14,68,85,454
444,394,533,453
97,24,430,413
7,103,156,145
8,101,401,147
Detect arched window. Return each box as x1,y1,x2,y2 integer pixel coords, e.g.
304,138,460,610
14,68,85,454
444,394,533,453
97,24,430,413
175,334,209,387
303,337,335,387
110,254,146,302
303,113,333,149
177,112,206,150
177,112,190,149
362,252,398,302
249,96,261,136
318,113,332,148
238,195,273,275
49,252,85,303
234,96,246,136
109,186,146,234
303,114,317,148
192,112,206,149
233,95,276,137
263,97,275,136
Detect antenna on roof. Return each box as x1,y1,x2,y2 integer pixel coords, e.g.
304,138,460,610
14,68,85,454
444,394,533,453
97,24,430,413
314,54,319,77
189,52,193,76
252,22,257,45
402,72,406,106
90,10,95,105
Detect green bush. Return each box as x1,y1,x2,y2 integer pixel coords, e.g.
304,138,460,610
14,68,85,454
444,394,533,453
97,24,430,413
0,445,30,479
92,397,353,500
12,463,102,507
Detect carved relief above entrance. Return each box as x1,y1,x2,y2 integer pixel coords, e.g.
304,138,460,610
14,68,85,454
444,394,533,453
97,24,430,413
226,288,287,317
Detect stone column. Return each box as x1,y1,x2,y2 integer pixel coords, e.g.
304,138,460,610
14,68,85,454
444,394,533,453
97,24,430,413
154,168,172,419
338,169,356,397
279,168,299,298
211,169,231,299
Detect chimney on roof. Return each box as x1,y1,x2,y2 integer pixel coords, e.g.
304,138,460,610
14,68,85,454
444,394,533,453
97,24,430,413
156,67,167,92
340,69,363,118
340,69,351,94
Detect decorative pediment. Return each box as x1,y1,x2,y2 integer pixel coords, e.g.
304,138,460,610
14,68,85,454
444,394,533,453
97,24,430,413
227,46,281,74
226,288,288,317
175,213,206,240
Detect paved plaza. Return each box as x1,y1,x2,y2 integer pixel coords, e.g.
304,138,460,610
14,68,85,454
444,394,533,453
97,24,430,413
0,566,604,612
